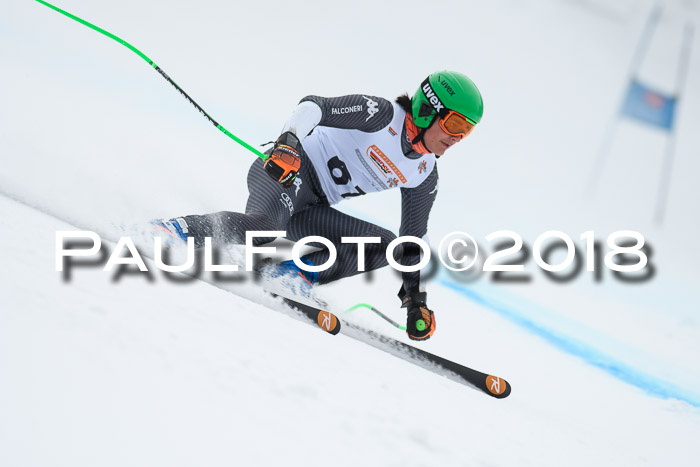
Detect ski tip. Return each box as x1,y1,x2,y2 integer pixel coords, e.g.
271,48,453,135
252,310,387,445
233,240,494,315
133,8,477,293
317,309,341,335
277,295,341,335
485,375,512,399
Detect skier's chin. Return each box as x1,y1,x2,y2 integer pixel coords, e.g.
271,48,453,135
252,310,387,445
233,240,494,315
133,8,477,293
430,142,449,157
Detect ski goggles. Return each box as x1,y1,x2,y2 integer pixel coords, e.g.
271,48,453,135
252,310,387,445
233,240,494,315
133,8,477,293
438,110,475,138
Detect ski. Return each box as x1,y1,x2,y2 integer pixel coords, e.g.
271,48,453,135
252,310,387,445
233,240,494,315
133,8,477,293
342,320,512,398
279,296,512,399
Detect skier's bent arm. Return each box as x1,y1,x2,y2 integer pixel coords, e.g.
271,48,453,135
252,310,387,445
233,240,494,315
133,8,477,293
397,165,439,341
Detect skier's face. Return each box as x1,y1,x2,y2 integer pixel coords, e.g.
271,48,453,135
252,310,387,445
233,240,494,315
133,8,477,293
423,120,466,156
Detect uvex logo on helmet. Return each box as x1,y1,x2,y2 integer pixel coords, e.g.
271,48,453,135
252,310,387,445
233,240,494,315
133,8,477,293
440,79,456,96
422,82,445,113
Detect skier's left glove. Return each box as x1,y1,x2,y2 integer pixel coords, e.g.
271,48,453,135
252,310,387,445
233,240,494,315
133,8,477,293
264,131,302,188
401,291,436,341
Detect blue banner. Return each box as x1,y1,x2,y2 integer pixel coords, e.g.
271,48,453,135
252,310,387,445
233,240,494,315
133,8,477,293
621,80,677,130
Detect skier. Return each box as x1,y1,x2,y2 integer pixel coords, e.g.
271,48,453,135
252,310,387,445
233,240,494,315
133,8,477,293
153,70,483,341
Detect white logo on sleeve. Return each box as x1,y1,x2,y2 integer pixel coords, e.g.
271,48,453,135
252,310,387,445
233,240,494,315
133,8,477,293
293,176,303,196
331,105,362,115
362,95,379,121
280,193,294,214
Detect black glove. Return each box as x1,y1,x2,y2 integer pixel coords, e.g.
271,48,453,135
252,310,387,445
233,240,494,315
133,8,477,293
400,290,436,341
263,131,302,187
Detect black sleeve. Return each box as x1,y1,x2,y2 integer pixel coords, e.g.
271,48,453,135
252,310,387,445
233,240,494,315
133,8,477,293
300,95,394,133
398,164,439,298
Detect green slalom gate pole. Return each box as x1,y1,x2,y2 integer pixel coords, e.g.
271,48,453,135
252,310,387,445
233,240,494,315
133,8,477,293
35,0,268,161
344,303,407,331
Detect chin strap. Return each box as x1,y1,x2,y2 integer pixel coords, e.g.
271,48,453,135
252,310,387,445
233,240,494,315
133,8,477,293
404,113,431,155
411,129,427,146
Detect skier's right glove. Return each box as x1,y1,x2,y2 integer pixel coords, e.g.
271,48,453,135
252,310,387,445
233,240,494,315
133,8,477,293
263,131,302,188
401,291,436,341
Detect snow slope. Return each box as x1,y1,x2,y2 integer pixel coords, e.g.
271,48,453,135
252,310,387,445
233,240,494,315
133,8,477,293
2,0,700,465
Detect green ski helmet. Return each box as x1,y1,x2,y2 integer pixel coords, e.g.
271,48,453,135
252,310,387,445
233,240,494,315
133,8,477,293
411,70,483,129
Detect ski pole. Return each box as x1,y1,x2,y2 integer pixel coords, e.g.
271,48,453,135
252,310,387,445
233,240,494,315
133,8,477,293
35,0,268,161
344,303,407,331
